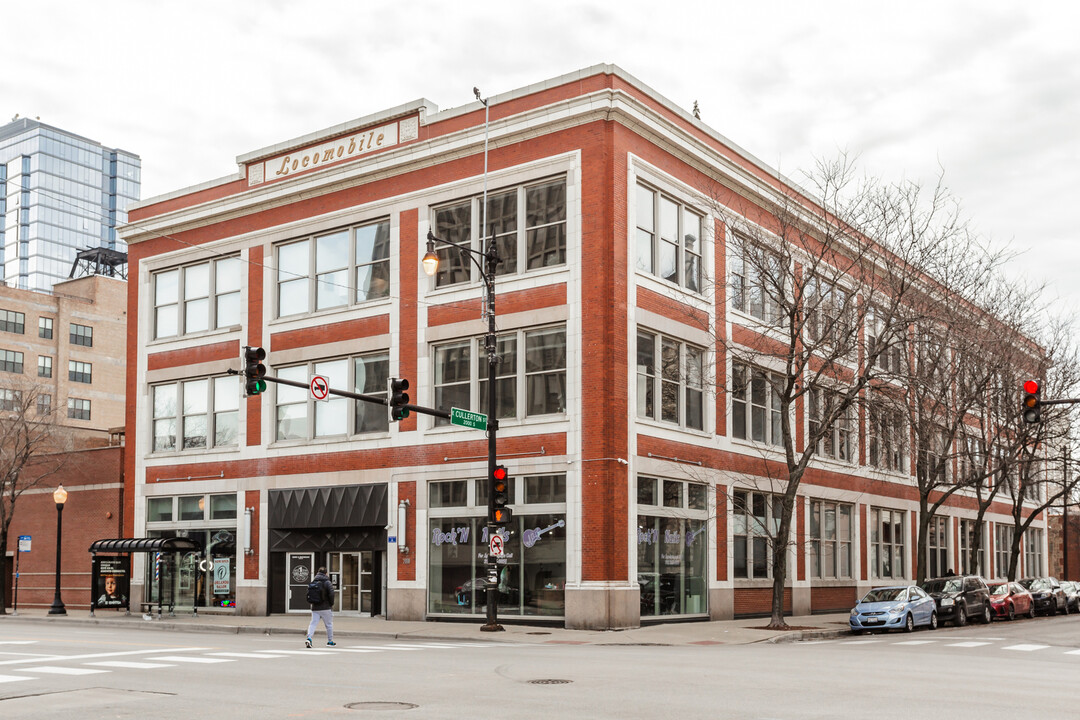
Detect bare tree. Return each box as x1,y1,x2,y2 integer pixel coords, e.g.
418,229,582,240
710,154,986,628
0,375,72,614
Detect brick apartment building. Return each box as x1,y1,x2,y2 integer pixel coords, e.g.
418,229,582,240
0,273,128,610
121,65,1048,628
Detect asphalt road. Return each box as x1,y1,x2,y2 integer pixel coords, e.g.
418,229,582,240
1,614,1078,719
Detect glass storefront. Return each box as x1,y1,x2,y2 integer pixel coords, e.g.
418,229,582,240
145,492,238,609
637,477,709,618
428,474,566,617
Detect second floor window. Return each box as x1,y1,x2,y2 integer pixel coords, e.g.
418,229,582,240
868,397,906,472
0,349,23,374
636,330,704,430
808,386,853,462
731,240,783,322
432,326,566,426
70,323,94,347
154,257,241,339
67,397,91,420
275,352,389,441
38,316,53,339
731,362,783,446
0,310,25,334
432,178,567,288
277,219,391,317
68,360,92,384
635,183,703,292
152,376,239,452
0,388,21,412
38,355,52,378
36,393,51,416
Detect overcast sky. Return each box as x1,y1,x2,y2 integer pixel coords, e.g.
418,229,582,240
6,1,1078,311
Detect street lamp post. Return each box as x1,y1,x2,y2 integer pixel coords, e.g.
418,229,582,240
424,226,503,632
48,485,68,615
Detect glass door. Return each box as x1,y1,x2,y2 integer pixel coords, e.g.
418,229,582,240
287,552,314,613
329,552,374,615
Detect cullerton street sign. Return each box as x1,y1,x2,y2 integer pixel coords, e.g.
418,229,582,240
450,407,488,430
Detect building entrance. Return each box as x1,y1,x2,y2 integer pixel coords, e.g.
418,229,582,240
286,552,315,613
329,551,374,615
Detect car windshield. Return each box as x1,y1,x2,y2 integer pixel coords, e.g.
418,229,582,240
1019,579,1035,589
988,583,1009,596
861,588,906,603
1030,579,1052,591
923,578,963,593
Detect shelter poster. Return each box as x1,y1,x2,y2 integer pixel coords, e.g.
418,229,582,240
92,556,131,610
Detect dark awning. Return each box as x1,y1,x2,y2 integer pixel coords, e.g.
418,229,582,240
89,537,202,553
269,483,387,529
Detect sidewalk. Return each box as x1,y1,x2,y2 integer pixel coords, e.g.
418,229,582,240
0,607,853,646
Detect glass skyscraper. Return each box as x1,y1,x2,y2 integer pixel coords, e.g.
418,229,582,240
0,117,139,291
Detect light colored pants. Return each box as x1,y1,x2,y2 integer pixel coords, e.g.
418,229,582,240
307,609,334,641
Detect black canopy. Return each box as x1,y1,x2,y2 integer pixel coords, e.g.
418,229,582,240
88,537,202,553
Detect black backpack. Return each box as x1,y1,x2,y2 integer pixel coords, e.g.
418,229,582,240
305,578,325,605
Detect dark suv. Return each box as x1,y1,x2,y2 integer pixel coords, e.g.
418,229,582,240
920,575,992,625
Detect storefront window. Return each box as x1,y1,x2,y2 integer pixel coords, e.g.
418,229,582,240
428,474,566,617
637,476,709,618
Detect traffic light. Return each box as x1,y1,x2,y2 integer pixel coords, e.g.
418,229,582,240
1022,379,1041,423
490,465,512,525
388,377,410,422
243,346,267,396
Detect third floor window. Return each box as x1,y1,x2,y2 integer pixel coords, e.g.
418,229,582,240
154,257,241,339
635,183,702,293
432,178,567,288
0,310,25,334
277,219,390,317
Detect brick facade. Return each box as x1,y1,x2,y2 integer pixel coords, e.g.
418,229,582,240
120,65,1047,628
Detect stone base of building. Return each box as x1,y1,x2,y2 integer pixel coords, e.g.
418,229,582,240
387,587,426,621
564,582,639,630
709,587,734,620
792,585,811,616
236,586,267,616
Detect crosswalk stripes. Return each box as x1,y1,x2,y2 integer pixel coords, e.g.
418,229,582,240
946,642,991,647
1002,644,1050,652
840,637,1080,658
0,639,517,683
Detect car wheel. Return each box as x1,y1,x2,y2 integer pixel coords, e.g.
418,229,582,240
1007,604,1015,622
956,605,967,626
1028,603,1036,619
1061,599,1069,616
981,604,992,624
904,613,915,633
929,611,939,630
1051,599,1059,616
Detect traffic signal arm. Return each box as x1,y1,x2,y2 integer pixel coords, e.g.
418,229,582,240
227,370,451,419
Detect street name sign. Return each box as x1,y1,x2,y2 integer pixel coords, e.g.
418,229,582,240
450,407,487,430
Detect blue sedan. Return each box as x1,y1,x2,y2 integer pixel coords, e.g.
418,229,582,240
850,585,939,633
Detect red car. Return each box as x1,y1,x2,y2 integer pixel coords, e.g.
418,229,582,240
987,581,1035,620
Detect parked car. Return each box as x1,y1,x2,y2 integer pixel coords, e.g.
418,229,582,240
850,585,938,634
920,575,992,625
1059,581,1080,613
987,580,1036,621
1018,577,1069,616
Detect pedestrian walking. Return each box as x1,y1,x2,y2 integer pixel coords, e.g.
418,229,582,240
305,566,336,647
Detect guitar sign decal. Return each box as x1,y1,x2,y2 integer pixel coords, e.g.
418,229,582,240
523,519,565,548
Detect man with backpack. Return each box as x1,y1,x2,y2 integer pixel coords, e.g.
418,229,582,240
305,566,336,647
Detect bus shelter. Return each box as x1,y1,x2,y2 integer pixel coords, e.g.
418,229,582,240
88,537,201,618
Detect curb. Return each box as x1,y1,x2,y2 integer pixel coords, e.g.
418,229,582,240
768,627,852,644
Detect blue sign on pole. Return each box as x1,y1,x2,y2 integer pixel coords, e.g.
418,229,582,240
17,535,30,552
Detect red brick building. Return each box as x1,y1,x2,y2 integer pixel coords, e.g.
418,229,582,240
121,65,1047,628
3,445,125,611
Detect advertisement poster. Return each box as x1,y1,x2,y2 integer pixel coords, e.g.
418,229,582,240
213,558,230,595
92,556,130,610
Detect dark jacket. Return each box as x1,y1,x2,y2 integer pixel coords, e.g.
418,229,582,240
310,572,334,611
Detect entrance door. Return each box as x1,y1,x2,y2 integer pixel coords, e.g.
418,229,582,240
286,552,314,613
329,552,374,615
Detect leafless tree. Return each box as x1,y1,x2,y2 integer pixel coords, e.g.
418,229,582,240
0,375,72,614
709,154,989,628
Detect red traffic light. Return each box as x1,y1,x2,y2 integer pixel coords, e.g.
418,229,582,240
492,466,507,481
1023,379,1039,395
